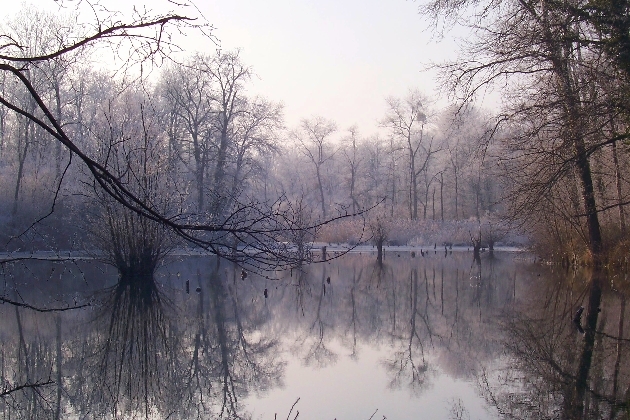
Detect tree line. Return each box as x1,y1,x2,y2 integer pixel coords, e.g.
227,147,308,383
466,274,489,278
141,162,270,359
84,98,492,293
421,0,630,266
2,0,630,266
0,7,505,265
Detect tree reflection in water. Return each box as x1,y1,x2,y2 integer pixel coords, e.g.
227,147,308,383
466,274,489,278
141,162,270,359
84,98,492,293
1,306,58,418
0,259,101,419
182,259,284,419
88,267,174,418
0,257,284,419
483,266,630,419
2,253,630,418
291,266,339,368
382,267,434,395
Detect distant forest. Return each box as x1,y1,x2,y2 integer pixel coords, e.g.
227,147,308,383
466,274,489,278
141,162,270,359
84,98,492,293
1,1,630,267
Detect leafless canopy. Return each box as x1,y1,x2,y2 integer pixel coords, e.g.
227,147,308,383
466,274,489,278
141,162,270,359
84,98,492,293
0,1,369,271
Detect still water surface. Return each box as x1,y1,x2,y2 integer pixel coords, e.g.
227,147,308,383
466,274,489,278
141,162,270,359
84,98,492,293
1,251,628,419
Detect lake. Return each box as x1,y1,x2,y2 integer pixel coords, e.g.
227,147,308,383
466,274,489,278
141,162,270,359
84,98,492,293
1,250,628,419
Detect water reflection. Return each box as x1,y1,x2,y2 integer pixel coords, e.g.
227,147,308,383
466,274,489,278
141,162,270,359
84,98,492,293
485,266,630,420
292,267,339,368
1,252,629,418
180,260,284,419
88,268,173,418
382,267,434,395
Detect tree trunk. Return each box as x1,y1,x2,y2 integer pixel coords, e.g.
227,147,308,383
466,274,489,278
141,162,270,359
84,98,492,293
54,80,63,179
609,295,626,420
545,1,603,264
575,132,603,262
196,159,205,211
412,170,418,220
408,136,418,220
54,315,62,420
191,130,205,211
440,172,444,221
13,119,31,215
612,140,626,234
391,156,396,217
474,175,481,221
212,120,230,215
316,166,326,218
229,152,245,206
564,269,602,420
454,168,459,220
350,165,357,214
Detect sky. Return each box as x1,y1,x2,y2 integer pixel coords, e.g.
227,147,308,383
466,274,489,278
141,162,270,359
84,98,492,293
4,0,474,137
198,0,461,136
198,0,467,135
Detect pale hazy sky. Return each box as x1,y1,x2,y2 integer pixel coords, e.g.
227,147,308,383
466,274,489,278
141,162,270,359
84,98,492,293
200,0,470,135
202,0,460,135
5,0,473,136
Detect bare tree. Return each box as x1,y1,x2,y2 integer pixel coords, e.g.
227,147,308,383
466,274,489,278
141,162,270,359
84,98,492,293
202,50,252,216
158,56,215,212
228,96,283,203
421,0,617,264
87,87,177,279
369,216,388,265
382,91,440,220
0,3,367,271
342,125,363,214
293,116,338,218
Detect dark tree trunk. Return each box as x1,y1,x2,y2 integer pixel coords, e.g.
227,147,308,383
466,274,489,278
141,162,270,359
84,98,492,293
432,187,436,220
191,130,205,211
563,269,602,420
612,140,626,234
54,80,63,179
609,295,626,419
544,4,603,264
54,315,62,420
316,166,326,218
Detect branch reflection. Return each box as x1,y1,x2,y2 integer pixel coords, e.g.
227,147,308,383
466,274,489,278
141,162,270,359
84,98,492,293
484,266,630,419
4,252,628,418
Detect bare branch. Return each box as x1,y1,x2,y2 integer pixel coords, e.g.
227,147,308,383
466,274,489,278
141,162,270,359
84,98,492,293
0,296,91,312
1,380,54,397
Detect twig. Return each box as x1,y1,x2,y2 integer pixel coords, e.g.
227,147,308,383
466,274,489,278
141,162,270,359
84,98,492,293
286,397,300,420
10,155,72,244
1,379,54,397
0,255,88,264
594,330,630,343
368,409,379,420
